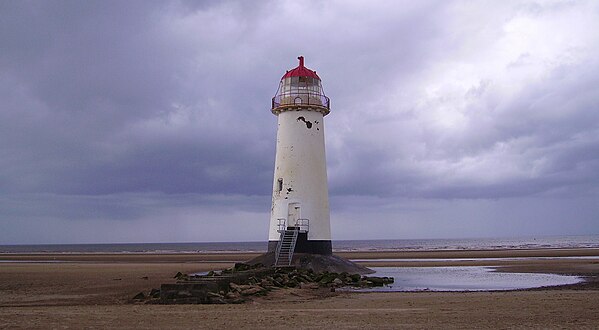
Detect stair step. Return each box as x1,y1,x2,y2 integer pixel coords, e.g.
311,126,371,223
275,227,302,267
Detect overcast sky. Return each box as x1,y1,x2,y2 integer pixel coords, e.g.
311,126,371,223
1,0,598,244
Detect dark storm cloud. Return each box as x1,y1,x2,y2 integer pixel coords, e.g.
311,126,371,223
0,1,277,197
1,0,598,242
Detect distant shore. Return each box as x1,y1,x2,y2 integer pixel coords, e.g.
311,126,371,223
1,247,598,328
2,247,598,264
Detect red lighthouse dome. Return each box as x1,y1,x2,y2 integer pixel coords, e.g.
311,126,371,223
272,56,330,115
281,56,320,80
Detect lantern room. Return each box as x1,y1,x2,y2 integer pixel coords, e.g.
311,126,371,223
271,56,330,115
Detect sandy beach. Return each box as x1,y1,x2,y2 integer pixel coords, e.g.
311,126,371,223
1,248,598,329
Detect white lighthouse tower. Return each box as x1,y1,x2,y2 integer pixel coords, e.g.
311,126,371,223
268,56,332,264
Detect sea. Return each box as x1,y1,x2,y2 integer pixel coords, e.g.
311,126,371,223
1,235,598,254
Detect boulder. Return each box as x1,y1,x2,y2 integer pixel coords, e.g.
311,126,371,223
230,283,252,292
226,291,241,299
207,291,223,298
240,286,265,296
149,288,160,298
132,292,145,300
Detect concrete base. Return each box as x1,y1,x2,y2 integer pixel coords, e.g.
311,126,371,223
246,252,374,275
268,234,332,255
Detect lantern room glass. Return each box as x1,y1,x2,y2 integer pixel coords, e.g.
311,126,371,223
272,76,330,110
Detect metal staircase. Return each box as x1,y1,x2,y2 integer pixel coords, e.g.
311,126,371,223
274,228,299,267
274,218,309,267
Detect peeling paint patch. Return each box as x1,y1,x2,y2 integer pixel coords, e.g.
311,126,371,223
297,116,313,129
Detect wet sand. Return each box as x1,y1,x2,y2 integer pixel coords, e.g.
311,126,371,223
1,248,598,328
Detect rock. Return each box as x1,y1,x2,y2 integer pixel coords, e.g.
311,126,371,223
240,286,265,296
149,288,160,298
332,278,343,286
209,297,227,304
174,272,189,280
226,291,241,299
230,283,252,292
297,274,312,283
207,291,223,298
233,263,251,271
226,297,246,304
319,273,337,285
362,276,393,287
133,292,145,300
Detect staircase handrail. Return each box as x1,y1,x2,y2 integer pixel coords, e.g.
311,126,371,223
295,218,309,232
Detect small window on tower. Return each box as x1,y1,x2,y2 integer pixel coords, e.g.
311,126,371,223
277,178,283,192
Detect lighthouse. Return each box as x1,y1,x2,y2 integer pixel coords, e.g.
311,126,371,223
268,56,332,264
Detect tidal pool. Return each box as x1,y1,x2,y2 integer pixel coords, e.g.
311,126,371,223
354,266,582,292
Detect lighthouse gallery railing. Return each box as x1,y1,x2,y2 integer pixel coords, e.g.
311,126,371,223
272,93,330,110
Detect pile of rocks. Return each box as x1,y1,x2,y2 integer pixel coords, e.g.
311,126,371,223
133,263,393,304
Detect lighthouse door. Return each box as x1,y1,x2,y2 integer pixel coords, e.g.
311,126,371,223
287,203,300,227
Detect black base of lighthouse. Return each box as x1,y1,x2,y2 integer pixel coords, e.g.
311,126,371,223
268,233,332,255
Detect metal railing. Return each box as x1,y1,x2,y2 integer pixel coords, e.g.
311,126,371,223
295,218,309,233
272,93,330,110
276,217,309,233
277,218,286,232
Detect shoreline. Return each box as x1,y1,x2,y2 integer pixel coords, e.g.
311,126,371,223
2,248,598,278
2,246,599,255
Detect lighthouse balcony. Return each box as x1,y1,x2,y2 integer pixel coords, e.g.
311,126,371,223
272,93,330,114
277,218,309,233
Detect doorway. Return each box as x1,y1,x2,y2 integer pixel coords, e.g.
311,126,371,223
287,203,300,227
